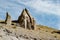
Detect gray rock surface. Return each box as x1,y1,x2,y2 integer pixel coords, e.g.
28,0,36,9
18,8,35,30
5,12,11,25
0,24,60,40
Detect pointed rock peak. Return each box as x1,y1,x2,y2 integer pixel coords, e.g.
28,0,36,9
22,8,29,15
5,12,11,25
24,8,28,12
22,8,29,14
23,8,32,17
6,12,8,14
18,8,32,20
6,12,11,17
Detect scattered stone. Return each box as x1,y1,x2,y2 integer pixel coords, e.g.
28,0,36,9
52,30,60,34
5,29,12,33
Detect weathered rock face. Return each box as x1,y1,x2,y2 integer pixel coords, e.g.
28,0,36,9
18,8,36,30
5,12,11,25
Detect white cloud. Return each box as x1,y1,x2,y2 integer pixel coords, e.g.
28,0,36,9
19,0,60,15
0,0,25,20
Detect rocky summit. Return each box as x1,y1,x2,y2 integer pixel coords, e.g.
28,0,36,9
0,8,60,40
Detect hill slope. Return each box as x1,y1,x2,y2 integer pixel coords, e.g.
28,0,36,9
0,22,60,40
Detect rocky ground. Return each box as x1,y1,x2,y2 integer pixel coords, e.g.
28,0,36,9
0,23,60,40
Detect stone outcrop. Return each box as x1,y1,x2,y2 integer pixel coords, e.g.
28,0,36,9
18,8,36,30
52,30,60,34
5,12,11,25
3,8,36,30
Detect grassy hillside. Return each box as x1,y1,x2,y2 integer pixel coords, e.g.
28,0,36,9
36,25,58,32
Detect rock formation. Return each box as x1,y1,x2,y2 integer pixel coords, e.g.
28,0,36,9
18,8,36,30
5,12,11,25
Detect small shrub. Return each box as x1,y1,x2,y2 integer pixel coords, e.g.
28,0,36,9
54,36,57,38
12,26,16,29
46,30,48,32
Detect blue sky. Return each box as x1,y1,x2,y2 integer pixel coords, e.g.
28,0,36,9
0,0,60,30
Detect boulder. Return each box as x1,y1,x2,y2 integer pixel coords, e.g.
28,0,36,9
18,8,36,30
